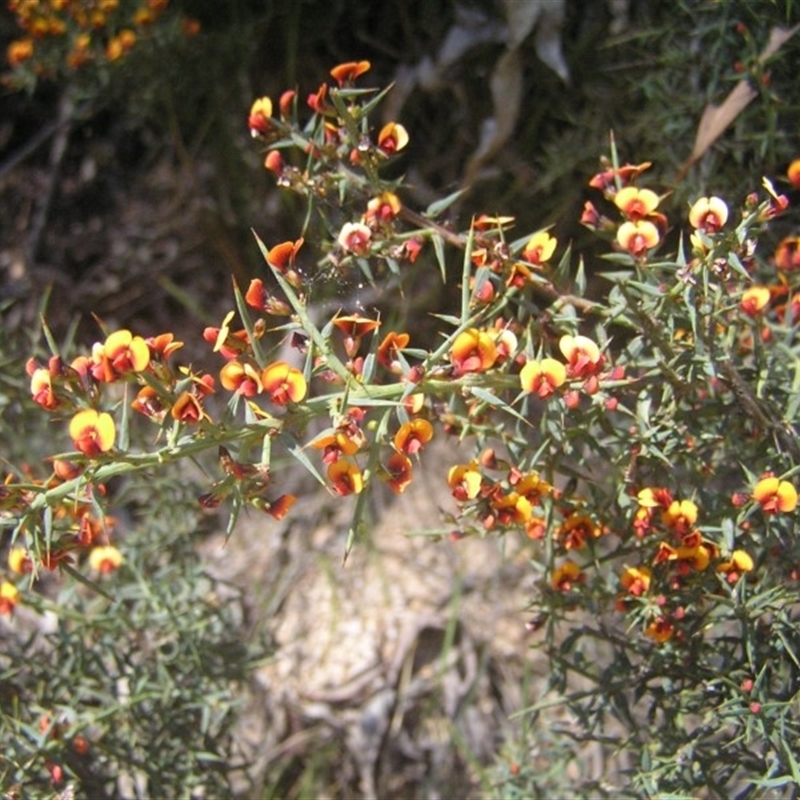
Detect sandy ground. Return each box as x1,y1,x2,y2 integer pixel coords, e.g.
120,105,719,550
197,438,550,798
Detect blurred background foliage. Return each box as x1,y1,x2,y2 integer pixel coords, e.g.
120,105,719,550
2,0,799,345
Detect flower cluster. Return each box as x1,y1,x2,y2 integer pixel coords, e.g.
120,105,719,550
4,0,199,82
2,61,799,686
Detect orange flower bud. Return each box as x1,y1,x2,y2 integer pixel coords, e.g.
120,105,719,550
788,158,800,190
330,60,371,85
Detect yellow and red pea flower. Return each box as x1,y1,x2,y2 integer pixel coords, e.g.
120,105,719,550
492,325,518,363
637,486,673,509
514,471,554,504
490,491,533,526
619,565,652,597
337,221,372,255
88,545,123,574
616,219,660,257
752,475,798,514
645,616,674,644
688,196,729,233
310,426,364,464
614,186,660,221
717,549,754,584
264,149,284,174
101,329,151,377
220,360,263,397
506,261,535,289
559,334,604,380
69,409,116,456
332,314,381,342
332,314,381,358
267,238,304,271
450,328,498,376
8,546,32,575
0,581,21,615
327,458,364,496
472,214,515,233
171,391,207,424
261,361,307,405
30,367,59,410
740,286,771,317
552,560,584,591
377,331,410,373
661,498,698,534
145,332,183,359
365,192,402,224
447,462,483,502
555,512,604,551
653,540,714,572
248,96,273,137
377,121,409,155
204,315,251,360
393,418,434,455
398,236,424,263
306,81,329,113
520,357,566,399
521,231,557,266
383,452,414,494
67,33,93,69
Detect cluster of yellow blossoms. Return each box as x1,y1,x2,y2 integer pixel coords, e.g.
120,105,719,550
5,0,198,75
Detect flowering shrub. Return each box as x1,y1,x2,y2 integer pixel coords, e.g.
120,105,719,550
4,0,199,89
3,59,800,794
